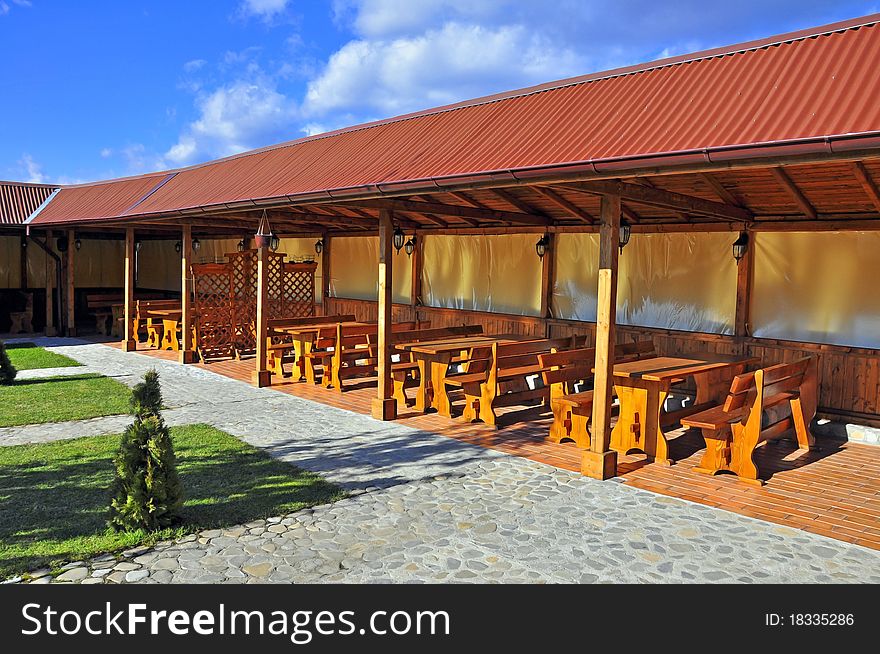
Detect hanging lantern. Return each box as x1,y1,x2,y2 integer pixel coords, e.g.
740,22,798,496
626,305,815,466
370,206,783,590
314,238,324,255
135,240,142,252
404,236,416,257
618,219,631,254
174,241,182,253
270,235,280,252
74,238,82,251
255,209,273,249
191,238,201,252
237,239,245,252
392,226,406,252
733,232,749,262
535,234,550,259
56,237,67,252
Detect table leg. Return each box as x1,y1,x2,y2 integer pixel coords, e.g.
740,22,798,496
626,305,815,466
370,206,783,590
430,355,453,418
413,356,430,412
292,338,305,381
163,320,180,351
610,379,672,465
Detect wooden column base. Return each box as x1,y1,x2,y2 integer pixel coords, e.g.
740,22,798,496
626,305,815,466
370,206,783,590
122,339,137,352
581,450,618,480
371,397,397,421
66,328,77,337
252,370,272,388
178,350,197,364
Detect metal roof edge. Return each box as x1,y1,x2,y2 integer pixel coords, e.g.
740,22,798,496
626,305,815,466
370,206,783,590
23,187,61,232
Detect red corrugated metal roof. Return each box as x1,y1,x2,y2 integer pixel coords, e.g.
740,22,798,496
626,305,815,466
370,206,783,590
31,14,880,226
0,181,58,225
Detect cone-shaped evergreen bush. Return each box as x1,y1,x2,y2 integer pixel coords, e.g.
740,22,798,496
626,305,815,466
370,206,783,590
0,340,16,385
108,369,183,531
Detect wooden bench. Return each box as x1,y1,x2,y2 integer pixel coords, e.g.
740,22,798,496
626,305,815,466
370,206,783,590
680,356,817,485
265,314,357,377
387,324,484,407
538,340,656,448
325,321,424,391
133,299,182,346
87,292,164,336
8,292,33,334
446,336,577,427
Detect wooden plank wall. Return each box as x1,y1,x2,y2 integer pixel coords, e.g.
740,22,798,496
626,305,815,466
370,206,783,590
325,296,880,425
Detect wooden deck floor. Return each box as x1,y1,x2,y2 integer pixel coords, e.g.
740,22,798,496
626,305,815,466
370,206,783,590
129,344,880,550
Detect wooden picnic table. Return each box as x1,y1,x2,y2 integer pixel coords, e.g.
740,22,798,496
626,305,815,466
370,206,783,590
395,334,531,418
147,309,183,351
604,353,760,465
271,321,369,382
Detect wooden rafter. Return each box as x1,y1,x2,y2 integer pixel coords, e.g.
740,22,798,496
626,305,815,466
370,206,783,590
532,186,594,223
632,177,689,221
559,179,751,222
490,188,549,217
851,161,880,214
448,190,491,210
770,167,818,220
700,172,745,208
344,198,551,226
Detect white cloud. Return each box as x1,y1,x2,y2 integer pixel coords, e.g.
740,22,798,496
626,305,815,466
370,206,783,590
164,76,299,165
183,58,207,72
304,22,585,117
99,147,113,158
238,0,290,21
0,3,10,16
18,153,47,183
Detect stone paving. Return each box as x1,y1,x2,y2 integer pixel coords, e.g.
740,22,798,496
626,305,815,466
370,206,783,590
5,338,880,584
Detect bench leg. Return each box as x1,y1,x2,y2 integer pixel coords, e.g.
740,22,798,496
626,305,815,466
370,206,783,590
728,423,762,484
693,428,733,475
548,400,570,443
392,372,411,409
479,384,498,427
569,410,591,449
460,382,481,423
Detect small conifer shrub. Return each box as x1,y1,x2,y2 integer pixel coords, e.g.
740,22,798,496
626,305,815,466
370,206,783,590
0,340,16,385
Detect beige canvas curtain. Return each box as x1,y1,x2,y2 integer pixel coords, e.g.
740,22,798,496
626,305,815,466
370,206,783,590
137,240,180,291
421,234,543,315
329,236,410,303
752,231,880,348
552,232,737,333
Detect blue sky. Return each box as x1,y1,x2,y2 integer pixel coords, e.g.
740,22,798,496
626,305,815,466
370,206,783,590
1,0,877,184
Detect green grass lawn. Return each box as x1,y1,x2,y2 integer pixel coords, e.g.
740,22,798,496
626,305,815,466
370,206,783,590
5,342,82,371
0,373,132,427
0,424,343,578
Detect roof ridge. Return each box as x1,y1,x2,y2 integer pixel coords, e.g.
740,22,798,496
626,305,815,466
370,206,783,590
59,12,880,190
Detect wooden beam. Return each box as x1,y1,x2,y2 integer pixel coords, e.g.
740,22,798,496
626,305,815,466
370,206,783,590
621,203,643,224
411,234,423,307
122,228,136,351
851,161,880,214
532,187,594,223
490,188,549,217
770,167,818,220
634,178,689,221
179,225,196,363
320,233,331,312
539,232,555,319
584,194,620,480
65,230,76,336
449,190,491,210
559,180,752,221
347,198,551,227
19,234,27,289
734,231,754,340
700,172,744,207
371,209,397,420
252,242,271,387
44,236,55,336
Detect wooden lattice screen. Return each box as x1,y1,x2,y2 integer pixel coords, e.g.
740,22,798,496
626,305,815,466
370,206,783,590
191,262,235,361
192,250,317,361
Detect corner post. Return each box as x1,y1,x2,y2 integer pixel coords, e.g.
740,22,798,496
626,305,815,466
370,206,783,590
320,233,331,315
44,235,56,336
540,231,556,335
411,231,423,308
371,209,396,420
734,230,754,348
122,228,136,351
252,241,271,387
584,194,620,480
179,225,196,363
65,229,76,336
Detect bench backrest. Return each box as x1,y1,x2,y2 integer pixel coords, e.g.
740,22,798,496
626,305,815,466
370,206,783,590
538,340,654,393
487,337,575,384
336,321,421,352
268,314,355,330
723,357,814,428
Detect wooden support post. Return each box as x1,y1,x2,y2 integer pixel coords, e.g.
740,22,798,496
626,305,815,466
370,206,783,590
19,234,27,289
252,242,272,387
411,233,423,308
583,194,620,480
65,229,76,336
179,225,196,363
122,228,136,351
321,234,331,315
539,231,555,325
734,230,755,341
44,238,55,336
371,209,397,421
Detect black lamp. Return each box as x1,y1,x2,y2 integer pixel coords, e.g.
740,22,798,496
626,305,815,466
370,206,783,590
237,239,245,252
74,238,82,251
733,232,749,262
174,241,181,253
135,240,142,253
392,226,405,253
192,238,201,252
404,236,416,256
314,238,324,255
618,219,631,254
270,235,280,252
535,234,550,259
